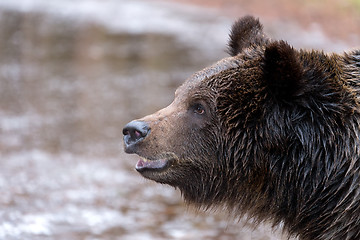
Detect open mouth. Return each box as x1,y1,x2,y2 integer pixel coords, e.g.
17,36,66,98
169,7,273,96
135,156,175,172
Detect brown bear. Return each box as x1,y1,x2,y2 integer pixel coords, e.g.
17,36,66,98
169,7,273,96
123,16,360,240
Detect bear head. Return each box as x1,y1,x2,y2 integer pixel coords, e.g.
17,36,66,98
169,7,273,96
123,16,307,202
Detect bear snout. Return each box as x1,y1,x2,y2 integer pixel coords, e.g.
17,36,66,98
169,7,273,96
123,120,150,153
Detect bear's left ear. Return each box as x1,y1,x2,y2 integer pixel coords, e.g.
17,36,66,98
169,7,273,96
262,41,304,100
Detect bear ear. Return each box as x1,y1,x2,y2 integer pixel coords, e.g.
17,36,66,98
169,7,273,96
227,16,268,56
262,41,304,100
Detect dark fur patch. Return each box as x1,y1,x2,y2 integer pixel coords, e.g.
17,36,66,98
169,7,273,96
263,41,304,100
228,16,268,56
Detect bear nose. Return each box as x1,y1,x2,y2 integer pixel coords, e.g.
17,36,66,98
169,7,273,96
122,120,150,153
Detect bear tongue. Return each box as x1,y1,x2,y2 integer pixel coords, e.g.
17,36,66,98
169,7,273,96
136,157,167,170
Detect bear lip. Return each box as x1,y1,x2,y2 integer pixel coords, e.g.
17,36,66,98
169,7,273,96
135,157,173,172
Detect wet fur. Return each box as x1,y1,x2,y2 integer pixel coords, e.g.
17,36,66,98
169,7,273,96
126,16,360,240
198,20,360,240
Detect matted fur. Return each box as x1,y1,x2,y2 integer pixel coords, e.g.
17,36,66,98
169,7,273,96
123,16,360,240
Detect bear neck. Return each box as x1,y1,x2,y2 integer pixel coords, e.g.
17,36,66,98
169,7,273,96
222,107,360,240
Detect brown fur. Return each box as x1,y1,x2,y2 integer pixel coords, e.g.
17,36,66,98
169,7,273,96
123,16,360,240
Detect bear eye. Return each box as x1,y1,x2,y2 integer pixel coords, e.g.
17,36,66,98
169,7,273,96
193,103,205,115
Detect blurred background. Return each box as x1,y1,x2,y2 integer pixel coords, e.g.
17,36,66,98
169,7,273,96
0,0,358,239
